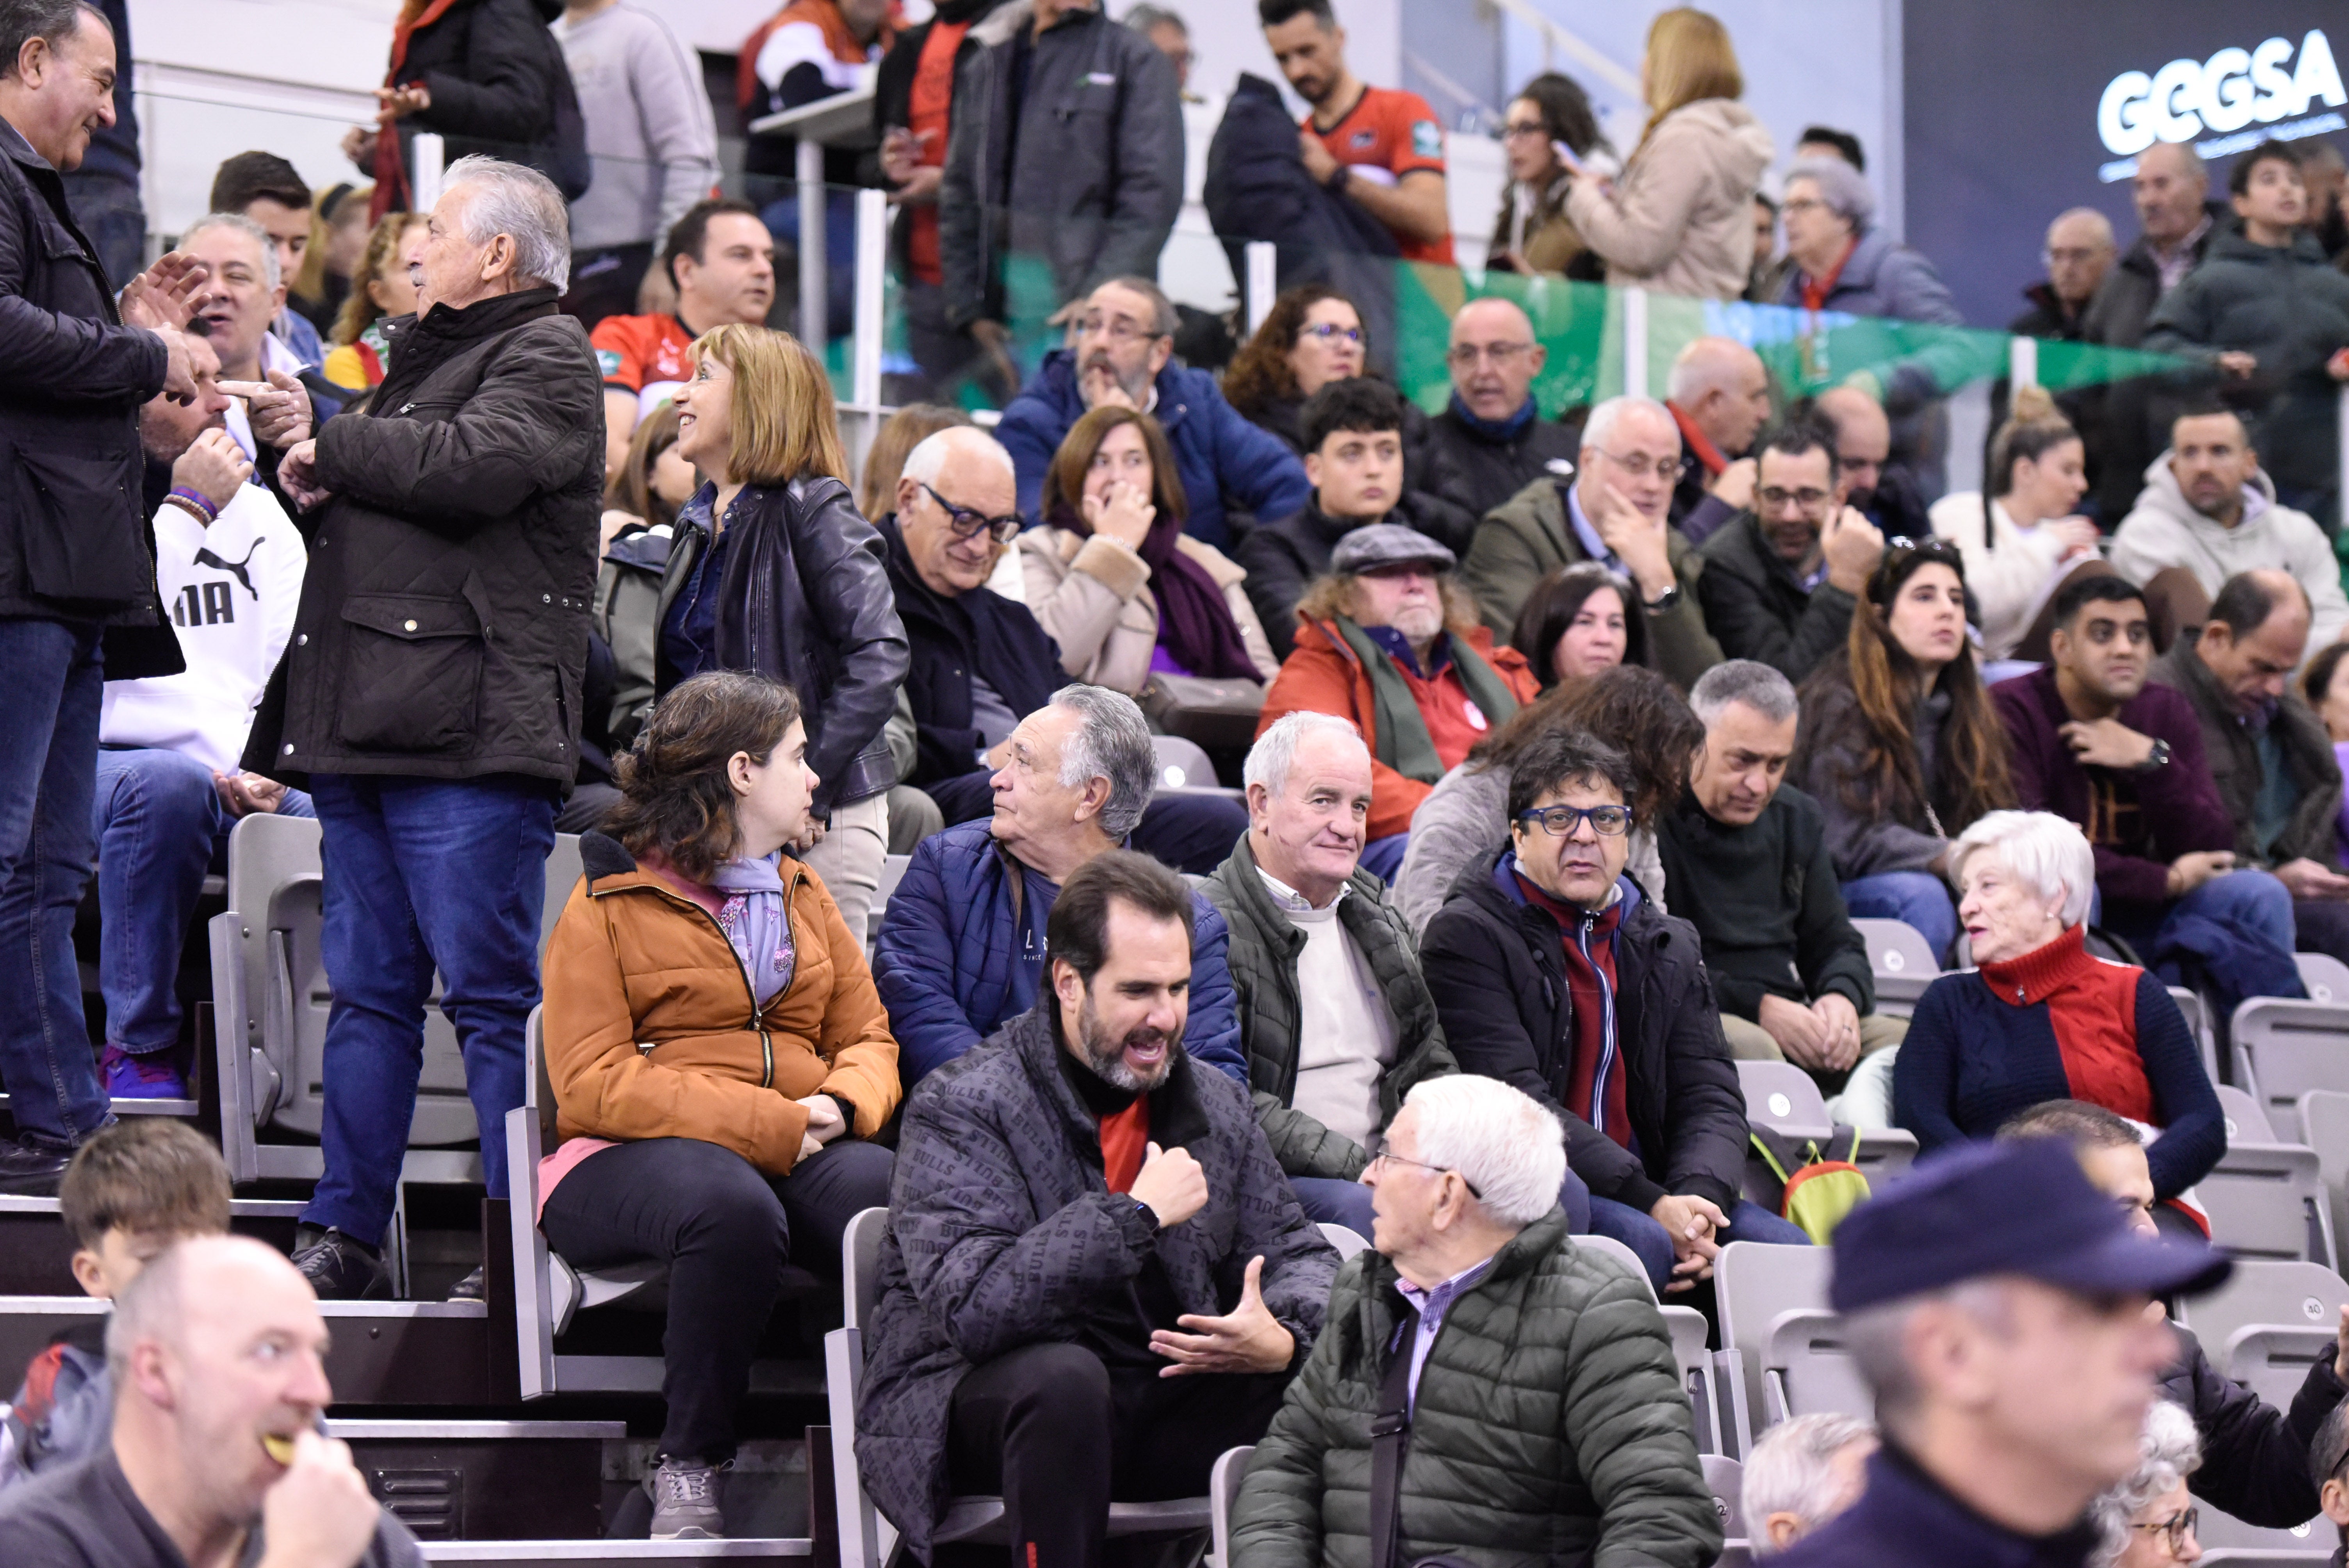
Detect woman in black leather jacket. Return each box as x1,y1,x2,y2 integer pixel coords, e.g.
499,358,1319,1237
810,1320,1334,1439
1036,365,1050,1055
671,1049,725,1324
657,323,910,942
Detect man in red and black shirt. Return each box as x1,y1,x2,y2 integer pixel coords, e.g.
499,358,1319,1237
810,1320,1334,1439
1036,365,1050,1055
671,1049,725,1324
1259,0,1453,267
1420,727,1811,1297
590,198,775,479
1663,335,1770,545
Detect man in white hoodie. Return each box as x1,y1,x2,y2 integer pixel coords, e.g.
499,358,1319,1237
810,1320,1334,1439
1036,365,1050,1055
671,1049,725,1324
2109,407,2349,661
92,335,307,1100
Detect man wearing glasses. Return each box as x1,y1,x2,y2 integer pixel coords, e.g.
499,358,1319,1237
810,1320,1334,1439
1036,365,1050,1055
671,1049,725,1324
1421,727,1808,1298
1697,420,1885,682
1418,297,1579,525
996,276,1309,550
1463,394,1723,691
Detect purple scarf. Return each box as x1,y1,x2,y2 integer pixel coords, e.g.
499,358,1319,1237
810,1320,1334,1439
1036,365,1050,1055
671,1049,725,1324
1056,501,1261,680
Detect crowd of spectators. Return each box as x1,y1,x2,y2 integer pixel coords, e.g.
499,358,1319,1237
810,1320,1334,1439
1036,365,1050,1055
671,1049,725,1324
12,0,2349,1558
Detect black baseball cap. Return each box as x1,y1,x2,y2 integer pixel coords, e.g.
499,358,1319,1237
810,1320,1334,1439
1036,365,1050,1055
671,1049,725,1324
1829,1139,2232,1313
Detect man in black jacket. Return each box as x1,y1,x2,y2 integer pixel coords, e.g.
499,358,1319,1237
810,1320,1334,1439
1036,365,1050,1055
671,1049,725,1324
2001,1099,2349,1529
1420,727,1805,1298
1656,662,1903,1084
855,851,1335,1568
1416,296,1577,526
264,157,603,1299
0,0,204,1193
1695,421,1882,684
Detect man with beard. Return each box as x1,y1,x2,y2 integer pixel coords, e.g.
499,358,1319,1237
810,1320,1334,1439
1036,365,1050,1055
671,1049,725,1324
996,275,1308,549
854,850,1338,1568
1696,421,1882,683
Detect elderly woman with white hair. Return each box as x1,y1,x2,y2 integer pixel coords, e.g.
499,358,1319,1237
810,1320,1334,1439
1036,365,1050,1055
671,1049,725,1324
1893,811,2224,1201
2088,1401,2204,1568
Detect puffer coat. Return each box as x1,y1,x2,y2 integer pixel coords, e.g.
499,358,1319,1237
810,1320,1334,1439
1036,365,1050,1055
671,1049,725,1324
1230,1207,1720,1568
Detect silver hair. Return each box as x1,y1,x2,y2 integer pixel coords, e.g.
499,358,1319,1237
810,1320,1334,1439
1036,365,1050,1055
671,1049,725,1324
1690,659,1799,729
1403,1075,1567,1229
2048,207,2116,251
1051,684,1157,841
1092,275,1178,337
181,210,280,291
2137,139,2207,184
1123,2,1187,35
1845,1279,2017,1436
442,154,572,292
1743,1413,1877,1557
1786,156,1876,230
1949,810,2096,929
2087,1402,2201,1568
902,426,1015,489
1242,710,1367,798
1579,394,1675,459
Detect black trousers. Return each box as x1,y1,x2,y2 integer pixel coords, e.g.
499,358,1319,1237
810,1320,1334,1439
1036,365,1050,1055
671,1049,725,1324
939,1342,1292,1568
560,242,656,331
923,770,1248,877
2292,900,2349,974
538,1135,893,1459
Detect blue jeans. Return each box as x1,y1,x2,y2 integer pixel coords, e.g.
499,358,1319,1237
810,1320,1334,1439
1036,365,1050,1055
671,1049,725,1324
1291,1165,1594,1243
1841,871,1958,966
306,773,556,1242
92,748,314,1053
0,619,109,1150
1590,1195,1811,1295
2100,869,2296,963
1359,833,1410,885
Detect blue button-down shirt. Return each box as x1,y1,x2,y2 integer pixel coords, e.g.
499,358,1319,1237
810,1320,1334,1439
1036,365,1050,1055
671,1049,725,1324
1392,1258,1494,1410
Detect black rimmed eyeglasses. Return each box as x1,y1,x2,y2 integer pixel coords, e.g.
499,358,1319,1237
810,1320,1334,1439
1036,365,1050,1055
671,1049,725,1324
918,482,1024,544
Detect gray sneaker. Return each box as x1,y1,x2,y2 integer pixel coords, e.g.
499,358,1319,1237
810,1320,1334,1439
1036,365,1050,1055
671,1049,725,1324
647,1456,723,1540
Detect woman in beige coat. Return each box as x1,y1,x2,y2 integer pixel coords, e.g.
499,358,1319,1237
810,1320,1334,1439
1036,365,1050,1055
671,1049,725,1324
1020,406,1280,695
1565,7,1772,302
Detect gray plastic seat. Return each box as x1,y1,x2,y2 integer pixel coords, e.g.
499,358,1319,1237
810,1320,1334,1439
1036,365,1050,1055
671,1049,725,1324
2298,1090,2349,1262
2191,1501,2329,1556
1701,1454,1746,1541
1207,1445,1254,1568
1573,1232,1720,1451
1149,734,1244,803
2170,986,2221,1089
827,1208,1212,1568
2232,994,2349,1144
2174,1259,2349,1414
1849,917,1941,1015
1318,1222,1370,1260
1716,1242,1867,1431
2295,952,2349,1004
2203,1092,2335,1266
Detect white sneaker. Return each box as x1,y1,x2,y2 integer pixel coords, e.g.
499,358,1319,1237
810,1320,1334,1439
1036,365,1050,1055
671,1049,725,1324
647,1456,724,1540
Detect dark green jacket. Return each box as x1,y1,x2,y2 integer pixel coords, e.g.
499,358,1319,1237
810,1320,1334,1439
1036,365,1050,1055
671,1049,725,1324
2149,630,2344,868
1654,786,1875,1024
1230,1209,1721,1568
1203,836,1457,1181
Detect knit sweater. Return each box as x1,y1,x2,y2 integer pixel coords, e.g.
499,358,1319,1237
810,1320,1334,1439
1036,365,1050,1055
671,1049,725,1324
1892,924,2223,1198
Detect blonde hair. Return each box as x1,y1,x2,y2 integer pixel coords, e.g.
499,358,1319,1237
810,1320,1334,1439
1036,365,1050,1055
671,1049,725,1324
1639,8,1742,150
690,323,850,487
333,211,427,348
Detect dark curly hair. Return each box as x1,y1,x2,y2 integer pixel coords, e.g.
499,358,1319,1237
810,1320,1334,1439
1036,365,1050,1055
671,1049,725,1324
1469,663,1700,824
1221,283,1362,421
605,671,802,883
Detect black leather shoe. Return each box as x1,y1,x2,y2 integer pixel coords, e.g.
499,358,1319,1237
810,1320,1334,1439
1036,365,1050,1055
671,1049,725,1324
447,1265,485,1301
0,1136,72,1196
292,1225,393,1300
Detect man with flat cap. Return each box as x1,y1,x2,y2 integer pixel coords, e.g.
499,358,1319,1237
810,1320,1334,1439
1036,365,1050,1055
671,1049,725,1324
1257,524,1539,883
1772,1139,2232,1568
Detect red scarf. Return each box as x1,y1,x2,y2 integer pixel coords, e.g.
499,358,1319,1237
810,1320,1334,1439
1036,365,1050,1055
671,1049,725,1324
369,0,464,223
1667,400,1727,478
1799,235,1859,313
1515,871,1632,1149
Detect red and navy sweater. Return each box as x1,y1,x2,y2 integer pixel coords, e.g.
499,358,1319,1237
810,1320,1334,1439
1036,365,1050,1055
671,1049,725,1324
1891,923,2224,1199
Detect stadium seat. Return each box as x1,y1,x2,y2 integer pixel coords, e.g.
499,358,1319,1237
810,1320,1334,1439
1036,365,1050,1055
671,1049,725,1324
1715,1242,1867,1434
2232,993,2349,1144
2296,953,2349,1004
1701,1454,1746,1541
1208,1445,1254,1568
826,1208,1212,1568
2191,1500,2330,1558
1575,1233,1721,1453
1849,918,1940,1017
2174,1259,2349,1415
2298,1089,2349,1262
2170,986,2221,1090
2202,1095,2336,1266
1735,1060,1919,1199
1150,734,1244,803
1318,1222,1370,1260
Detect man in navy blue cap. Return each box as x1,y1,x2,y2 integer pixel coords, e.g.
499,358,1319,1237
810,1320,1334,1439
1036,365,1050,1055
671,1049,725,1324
1773,1139,2231,1568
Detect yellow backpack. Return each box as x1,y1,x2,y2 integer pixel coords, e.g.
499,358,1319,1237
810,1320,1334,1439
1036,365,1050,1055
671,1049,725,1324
1748,1130,1871,1245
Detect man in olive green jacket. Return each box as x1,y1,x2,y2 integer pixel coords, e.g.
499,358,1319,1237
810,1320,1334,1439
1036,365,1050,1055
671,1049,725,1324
1232,1074,1720,1568
1203,713,1456,1242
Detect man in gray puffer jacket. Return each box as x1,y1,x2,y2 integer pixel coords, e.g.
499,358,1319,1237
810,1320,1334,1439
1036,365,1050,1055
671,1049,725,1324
1233,1073,1720,1568
856,851,1336,1566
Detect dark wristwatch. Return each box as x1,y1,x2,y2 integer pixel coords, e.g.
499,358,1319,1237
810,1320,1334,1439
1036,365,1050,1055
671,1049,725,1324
1643,584,1681,614
1132,1198,1161,1233
1324,163,1350,195
2132,738,2172,773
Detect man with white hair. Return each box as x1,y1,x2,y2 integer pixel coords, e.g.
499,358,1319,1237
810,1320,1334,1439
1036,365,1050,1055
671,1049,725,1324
1744,1413,1876,1556
1417,297,1579,526
258,157,604,1301
1771,1139,2229,1568
0,1234,419,1564
1663,335,1770,546
1231,1073,1722,1568
1657,661,1903,1078
1461,393,1723,691
1202,712,1459,1238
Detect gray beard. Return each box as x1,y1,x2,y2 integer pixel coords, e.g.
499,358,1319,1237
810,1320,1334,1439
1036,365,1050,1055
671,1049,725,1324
1079,996,1174,1093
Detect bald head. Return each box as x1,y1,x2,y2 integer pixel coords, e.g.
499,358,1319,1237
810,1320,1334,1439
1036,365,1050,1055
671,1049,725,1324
1448,298,1545,421
897,426,1020,597
2045,208,2116,307
1814,385,1891,503
2200,568,2313,716
1666,336,1771,457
